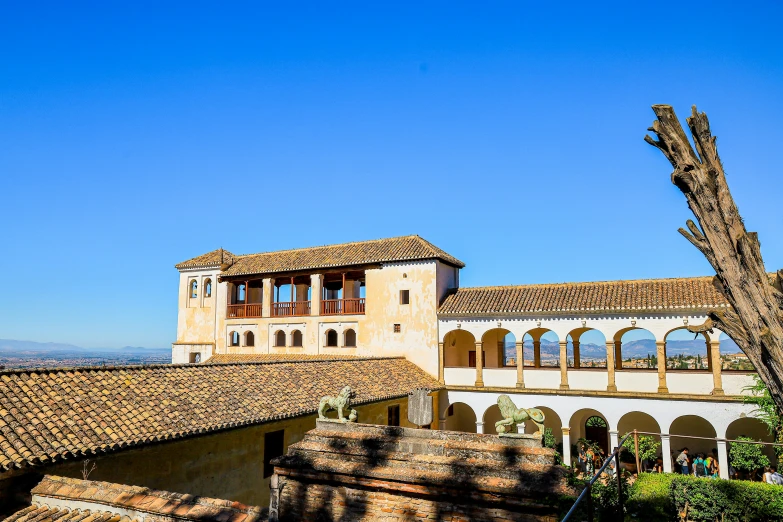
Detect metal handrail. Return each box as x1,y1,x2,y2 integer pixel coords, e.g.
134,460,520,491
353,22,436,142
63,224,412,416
561,432,633,522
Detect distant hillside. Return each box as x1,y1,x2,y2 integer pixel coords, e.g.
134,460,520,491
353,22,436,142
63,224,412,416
505,337,742,360
0,339,171,369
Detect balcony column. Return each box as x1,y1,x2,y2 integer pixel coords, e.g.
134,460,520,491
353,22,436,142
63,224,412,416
558,341,569,390
475,341,484,387
476,421,484,434
515,341,525,388
661,434,672,473
710,340,724,395
614,340,622,370
573,340,581,369
438,342,445,384
562,427,572,466
609,430,619,452
717,439,729,479
656,341,669,393
310,274,323,316
605,341,618,392
533,339,541,368
262,277,275,317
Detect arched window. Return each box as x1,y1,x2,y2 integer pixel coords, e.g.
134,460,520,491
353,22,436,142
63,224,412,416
275,330,286,347
229,331,239,346
326,329,338,347
190,279,198,298
204,279,212,298
291,330,303,347
245,331,255,347
344,329,356,347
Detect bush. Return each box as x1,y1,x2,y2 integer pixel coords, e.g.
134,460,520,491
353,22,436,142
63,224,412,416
728,436,769,477
626,473,676,521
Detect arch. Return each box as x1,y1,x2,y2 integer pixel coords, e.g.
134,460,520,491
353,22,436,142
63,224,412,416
617,411,662,471
344,329,357,347
481,328,515,368
274,330,286,347
325,329,338,347
190,279,198,298
522,328,560,368
483,405,505,434
614,327,657,370
291,330,303,347
669,415,717,467
245,331,255,347
204,278,212,298
664,327,710,371
229,331,239,347
566,328,607,369
522,406,563,445
726,416,776,466
443,402,477,433
570,408,610,455
443,329,477,368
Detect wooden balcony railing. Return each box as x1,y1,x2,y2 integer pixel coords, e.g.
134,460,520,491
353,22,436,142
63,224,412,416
321,298,365,315
227,303,262,318
272,301,311,317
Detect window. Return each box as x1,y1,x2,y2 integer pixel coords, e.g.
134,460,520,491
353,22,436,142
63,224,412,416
468,350,485,368
274,330,286,347
229,331,239,346
387,405,400,427
344,329,356,347
291,330,303,347
400,290,410,305
204,279,212,298
189,352,201,364
325,329,338,347
190,280,198,298
393,324,401,333
263,429,285,478
245,331,255,347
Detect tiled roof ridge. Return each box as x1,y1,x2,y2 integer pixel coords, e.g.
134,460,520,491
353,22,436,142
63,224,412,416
174,248,235,269
0,355,405,376
234,234,424,258
454,274,717,292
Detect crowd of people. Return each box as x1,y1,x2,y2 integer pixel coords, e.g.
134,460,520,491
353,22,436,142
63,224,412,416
673,447,720,478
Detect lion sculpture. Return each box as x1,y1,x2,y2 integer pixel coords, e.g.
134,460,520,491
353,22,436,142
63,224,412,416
495,395,545,435
318,385,354,422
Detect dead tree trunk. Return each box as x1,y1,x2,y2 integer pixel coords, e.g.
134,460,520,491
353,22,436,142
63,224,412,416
645,105,783,409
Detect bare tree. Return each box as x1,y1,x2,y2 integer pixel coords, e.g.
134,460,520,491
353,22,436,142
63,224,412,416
645,105,783,409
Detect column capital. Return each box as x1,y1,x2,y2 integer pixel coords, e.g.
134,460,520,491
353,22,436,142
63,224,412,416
660,433,670,441
475,341,482,347
609,429,619,435
558,340,568,347
562,427,571,435
655,340,666,347
475,421,484,427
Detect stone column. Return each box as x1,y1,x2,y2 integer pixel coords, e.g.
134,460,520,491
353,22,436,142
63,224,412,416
439,417,447,431
438,342,445,384
614,340,623,370
475,342,484,387
262,277,275,317
310,274,323,316
533,340,541,368
559,341,569,390
717,439,729,479
515,341,525,388
609,430,619,452
710,340,724,395
661,434,672,473
605,341,618,392
476,421,484,434
656,341,669,393
573,340,581,369
562,427,572,466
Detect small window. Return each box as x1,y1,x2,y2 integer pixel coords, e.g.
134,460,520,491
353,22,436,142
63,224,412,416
274,330,286,347
291,330,303,347
189,352,201,364
344,329,356,347
326,329,338,347
393,324,401,333
245,331,255,347
229,331,239,347
263,429,285,478
400,290,410,305
387,405,400,427
204,279,212,298
190,280,198,298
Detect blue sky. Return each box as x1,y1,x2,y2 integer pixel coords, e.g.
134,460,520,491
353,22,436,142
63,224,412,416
1,2,781,348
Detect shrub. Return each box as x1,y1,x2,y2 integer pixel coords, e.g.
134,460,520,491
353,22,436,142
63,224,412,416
728,436,769,478
621,433,661,464
626,473,676,521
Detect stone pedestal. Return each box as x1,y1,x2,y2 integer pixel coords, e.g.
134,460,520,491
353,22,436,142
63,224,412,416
270,421,575,522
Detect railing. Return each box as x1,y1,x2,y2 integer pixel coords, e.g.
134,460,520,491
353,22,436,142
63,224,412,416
321,298,365,315
272,301,311,317
226,303,262,318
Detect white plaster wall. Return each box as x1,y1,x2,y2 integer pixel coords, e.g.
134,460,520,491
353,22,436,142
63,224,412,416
567,370,608,391
444,367,476,386
667,372,714,395
483,368,517,388
615,371,659,393
523,369,561,389
722,373,756,395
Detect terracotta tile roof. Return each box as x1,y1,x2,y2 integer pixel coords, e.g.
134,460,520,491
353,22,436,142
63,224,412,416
5,475,265,522
438,275,731,316
176,235,464,277
0,358,441,472
204,354,366,364
175,248,235,270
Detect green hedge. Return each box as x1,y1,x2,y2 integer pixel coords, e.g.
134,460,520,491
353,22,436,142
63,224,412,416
627,473,783,522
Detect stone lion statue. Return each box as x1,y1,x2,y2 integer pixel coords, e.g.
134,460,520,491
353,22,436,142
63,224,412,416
495,395,545,435
318,385,354,422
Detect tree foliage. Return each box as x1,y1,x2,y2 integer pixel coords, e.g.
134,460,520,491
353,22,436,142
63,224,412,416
729,436,769,476
621,433,661,463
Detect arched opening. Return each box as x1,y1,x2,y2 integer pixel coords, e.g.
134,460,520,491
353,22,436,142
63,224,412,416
523,328,560,368
325,329,338,347
719,332,753,371
617,411,662,471
291,330,303,347
443,330,477,367
566,328,607,369
190,279,198,298
665,327,710,371
245,331,255,347
481,328,515,368
204,278,212,298
726,417,776,469
669,415,717,472
443,402,477,433
522,406,563,446
274,330,286,347
615,328,657,370
229,331,239,347
344,329,357,347
232,282,246,304
483,405,505,434
570,409,610,456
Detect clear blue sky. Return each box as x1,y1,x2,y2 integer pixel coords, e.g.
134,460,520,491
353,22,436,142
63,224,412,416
2,2,781,348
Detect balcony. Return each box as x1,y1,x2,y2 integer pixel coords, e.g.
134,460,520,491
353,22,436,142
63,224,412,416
227,303,262,318
321,298,365,315
272,301,311,317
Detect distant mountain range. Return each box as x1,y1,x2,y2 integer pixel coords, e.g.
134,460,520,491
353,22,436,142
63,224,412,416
0,339,170,355
0,339,171,369
505,338,743,360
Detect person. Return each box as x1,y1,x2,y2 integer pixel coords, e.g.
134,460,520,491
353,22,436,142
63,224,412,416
771,466,783,485
577,443,587,475
675,448,690,475
693,453,707,477
704,453,714,478
653,456,664,473
585,446,595,475
764,466,774,484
